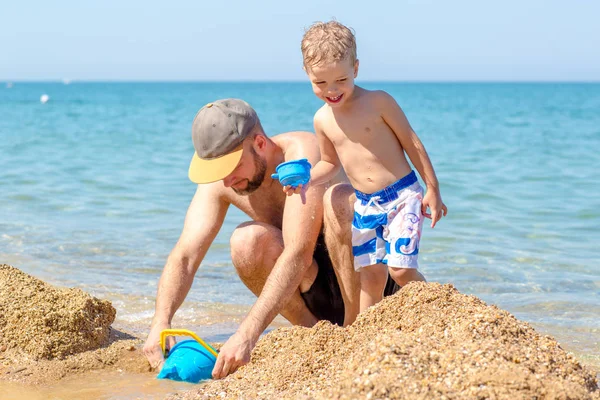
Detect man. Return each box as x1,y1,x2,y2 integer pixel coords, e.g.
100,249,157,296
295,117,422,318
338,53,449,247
143,99,372,379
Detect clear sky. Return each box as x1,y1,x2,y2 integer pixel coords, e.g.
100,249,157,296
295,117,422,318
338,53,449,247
2,0,599,81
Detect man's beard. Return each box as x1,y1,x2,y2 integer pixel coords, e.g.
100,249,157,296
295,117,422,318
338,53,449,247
232,148,267,196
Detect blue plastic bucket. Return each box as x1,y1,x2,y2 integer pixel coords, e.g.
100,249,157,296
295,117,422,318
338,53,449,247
157,339,217,383
271,158,312,187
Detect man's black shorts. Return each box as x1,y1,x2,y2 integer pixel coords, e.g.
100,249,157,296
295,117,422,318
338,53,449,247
300,235,401,326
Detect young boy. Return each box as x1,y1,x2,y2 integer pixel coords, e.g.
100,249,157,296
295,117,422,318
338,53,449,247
294,20,448,313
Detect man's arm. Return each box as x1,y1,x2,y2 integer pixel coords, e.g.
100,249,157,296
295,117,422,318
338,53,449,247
212,137,324,378
143,184,229,369
378,91,448,227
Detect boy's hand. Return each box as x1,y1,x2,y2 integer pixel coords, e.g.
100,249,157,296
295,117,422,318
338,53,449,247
421,190,448,228
282,183,309,204
282,183,307,196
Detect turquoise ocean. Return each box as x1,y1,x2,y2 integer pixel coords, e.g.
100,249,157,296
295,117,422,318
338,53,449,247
1,82,599,371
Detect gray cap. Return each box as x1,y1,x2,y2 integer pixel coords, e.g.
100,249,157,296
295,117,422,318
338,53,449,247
192,99,258,160
188,99,259,184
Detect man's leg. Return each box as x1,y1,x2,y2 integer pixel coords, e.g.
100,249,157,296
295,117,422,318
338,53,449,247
229,221,318,327
322,183,361,326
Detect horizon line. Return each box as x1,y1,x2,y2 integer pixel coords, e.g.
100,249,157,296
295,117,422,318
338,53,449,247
3,79,600,84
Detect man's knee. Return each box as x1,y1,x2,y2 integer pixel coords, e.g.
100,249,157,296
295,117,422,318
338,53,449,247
230,222,282,275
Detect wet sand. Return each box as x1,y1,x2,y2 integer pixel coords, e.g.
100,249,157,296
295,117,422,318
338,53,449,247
0,264,147,385
1,264,598,399
0,326,192,400
0,264,188,398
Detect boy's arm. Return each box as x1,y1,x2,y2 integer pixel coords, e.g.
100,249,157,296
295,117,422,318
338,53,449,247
310,113,341,186
282,113,341,196
378,91,448,227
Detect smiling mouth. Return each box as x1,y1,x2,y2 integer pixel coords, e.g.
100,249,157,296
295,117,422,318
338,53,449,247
326,94,343,103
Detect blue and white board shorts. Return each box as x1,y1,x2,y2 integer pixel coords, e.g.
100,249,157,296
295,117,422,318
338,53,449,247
352,171,424,270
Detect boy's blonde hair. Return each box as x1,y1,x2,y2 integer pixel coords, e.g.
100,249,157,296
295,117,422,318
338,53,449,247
301,21,357,68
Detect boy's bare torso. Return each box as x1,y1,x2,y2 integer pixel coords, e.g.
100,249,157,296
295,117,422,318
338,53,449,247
318,86,412,194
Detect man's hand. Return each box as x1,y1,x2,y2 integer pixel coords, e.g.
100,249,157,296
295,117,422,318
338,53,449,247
421,190,448,228
212,330,256,379
143,321,172,371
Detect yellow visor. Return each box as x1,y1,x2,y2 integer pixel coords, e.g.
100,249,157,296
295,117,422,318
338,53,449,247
188,145,243,184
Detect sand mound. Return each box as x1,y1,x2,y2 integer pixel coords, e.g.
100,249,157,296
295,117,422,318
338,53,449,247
0,264,116,360
171,282,599,400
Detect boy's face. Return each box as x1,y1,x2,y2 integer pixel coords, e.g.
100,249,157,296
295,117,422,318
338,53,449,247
305,58,359,108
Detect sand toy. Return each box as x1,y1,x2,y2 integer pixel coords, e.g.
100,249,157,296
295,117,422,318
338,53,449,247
271,158,312,187
157,329,218,383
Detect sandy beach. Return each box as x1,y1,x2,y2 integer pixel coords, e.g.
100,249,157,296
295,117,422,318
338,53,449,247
3,0,600,395
171,282,599,400
0,264,190,399
1,263,598,399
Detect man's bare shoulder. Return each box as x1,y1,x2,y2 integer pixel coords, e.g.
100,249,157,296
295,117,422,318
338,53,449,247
272,131,320,162
272,130,318,147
